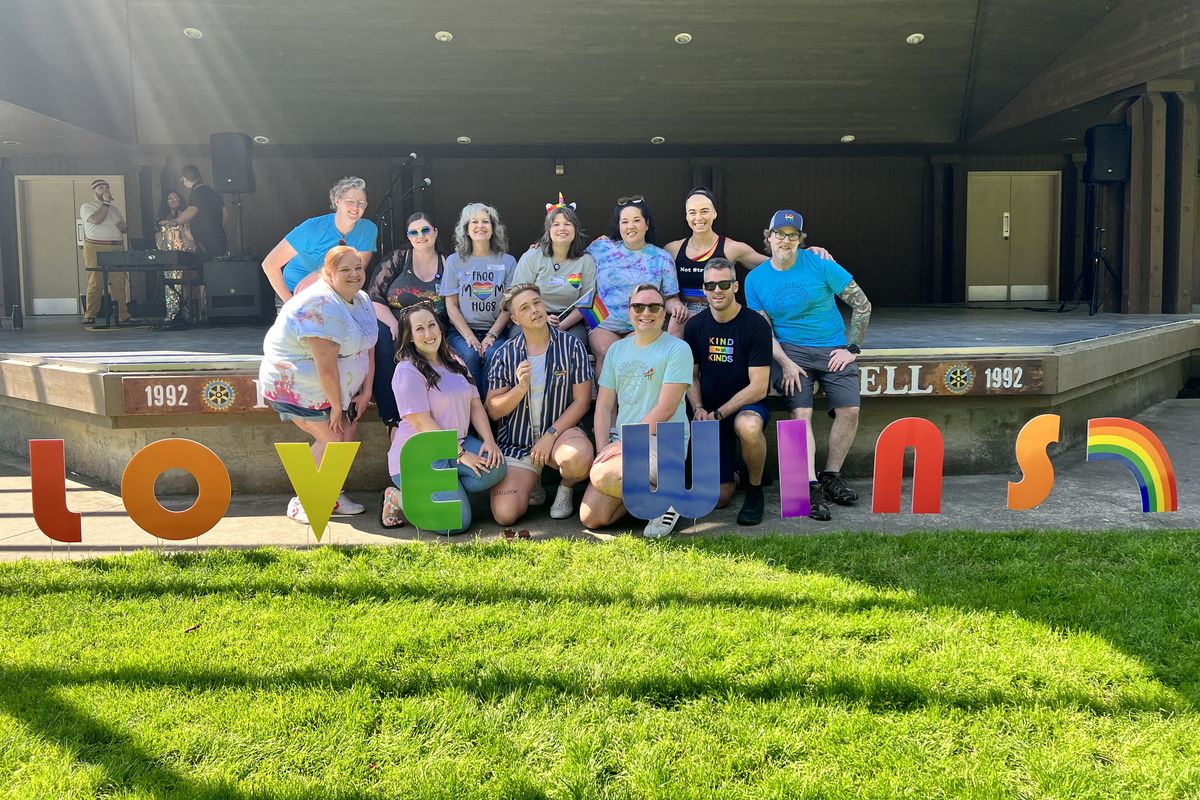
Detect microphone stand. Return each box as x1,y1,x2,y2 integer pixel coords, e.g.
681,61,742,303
373,155,416,254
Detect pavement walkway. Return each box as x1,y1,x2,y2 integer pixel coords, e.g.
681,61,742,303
2,400,1198,561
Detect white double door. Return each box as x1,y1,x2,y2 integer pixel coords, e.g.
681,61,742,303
15,175,127,315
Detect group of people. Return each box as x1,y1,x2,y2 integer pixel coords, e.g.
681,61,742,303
80,167,227,326
257,177,873,536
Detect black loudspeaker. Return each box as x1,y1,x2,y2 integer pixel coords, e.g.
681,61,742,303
204,259,262,322
1084,124,1130,184
210,132,256,193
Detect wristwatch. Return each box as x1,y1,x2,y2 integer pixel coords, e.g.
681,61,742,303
713,409,723,421
545,425,558,436
845,343,861,355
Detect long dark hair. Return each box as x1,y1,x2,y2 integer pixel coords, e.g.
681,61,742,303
538,206,588,259
395,304,474,389
158,190,184,222
608,197,658,245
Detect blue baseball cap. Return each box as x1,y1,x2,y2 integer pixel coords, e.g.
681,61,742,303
768,209,804,231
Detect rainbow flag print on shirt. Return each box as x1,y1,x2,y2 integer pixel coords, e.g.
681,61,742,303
574,289,609,330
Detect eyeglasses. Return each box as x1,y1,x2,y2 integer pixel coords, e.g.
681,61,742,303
617,195,645,206
771,230,802,242
703,280,734,291
407,226,432,237
630,302,664,314
337,238,347,246
340,198,368,208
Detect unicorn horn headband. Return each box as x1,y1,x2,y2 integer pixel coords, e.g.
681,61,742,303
545,192,577,213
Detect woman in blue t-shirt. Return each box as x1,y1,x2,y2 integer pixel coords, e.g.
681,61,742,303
262,176,379,306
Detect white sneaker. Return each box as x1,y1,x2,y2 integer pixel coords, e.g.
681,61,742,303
529,483,546,506
549,484,574,519
642,507,681,539
332,492,365,516
286,496,309,525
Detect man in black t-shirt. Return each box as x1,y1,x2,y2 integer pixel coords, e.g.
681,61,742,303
177,165,227,259
682,258,773,525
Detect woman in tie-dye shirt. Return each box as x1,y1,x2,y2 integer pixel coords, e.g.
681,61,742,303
439,202,515,397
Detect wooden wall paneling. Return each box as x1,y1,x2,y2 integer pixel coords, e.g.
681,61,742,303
1123,93,1167,313
1163,92,1197,313
722,157,928,304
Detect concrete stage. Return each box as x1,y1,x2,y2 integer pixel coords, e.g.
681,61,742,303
0,305,1197,493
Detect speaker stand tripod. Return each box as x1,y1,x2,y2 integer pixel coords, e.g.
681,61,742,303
1059,182,1121,316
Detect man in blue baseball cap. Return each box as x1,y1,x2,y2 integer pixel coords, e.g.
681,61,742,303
744,209,872,521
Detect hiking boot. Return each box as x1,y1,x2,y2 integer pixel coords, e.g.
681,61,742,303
819,471,858,505
737,485,765,526
809,483,832,521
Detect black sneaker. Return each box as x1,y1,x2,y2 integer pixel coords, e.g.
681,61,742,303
737,485,764,526
809,483,832,521
819,471,859,505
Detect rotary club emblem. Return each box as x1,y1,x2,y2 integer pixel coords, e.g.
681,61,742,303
942,363,974,395
202,379,236,411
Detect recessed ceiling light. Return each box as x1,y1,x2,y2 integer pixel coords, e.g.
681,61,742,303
674,32,693,44
840,134,856,143
906,32,925,45
650,136,666,144
1,140,18,146
252,135,270,144
183,27,204,39
456,136,471,144
435,31,453,43
1062,136,1079,143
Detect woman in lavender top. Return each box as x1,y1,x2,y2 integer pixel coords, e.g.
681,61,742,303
381,304,506,533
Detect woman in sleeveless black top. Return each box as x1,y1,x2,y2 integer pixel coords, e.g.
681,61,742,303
664,188,833,336
368,212,446,428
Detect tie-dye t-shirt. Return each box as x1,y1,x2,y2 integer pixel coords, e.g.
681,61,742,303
259,280,379,410
586,238,679,333
439,253,515,331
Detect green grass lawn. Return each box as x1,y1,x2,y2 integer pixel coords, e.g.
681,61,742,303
2,532,1200,799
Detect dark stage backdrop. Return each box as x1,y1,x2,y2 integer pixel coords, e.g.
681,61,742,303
2,150,1110,310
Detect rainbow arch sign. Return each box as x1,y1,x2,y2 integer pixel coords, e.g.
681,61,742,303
1086,418,1179,512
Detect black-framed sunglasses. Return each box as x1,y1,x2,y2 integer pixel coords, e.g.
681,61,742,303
703,280,735,291
617,195,645,206
337,238,347,246
407,225,433,237
630,302,664,314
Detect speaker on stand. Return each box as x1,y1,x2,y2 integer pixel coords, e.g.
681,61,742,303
210,133,255,257
1058,124,1128,315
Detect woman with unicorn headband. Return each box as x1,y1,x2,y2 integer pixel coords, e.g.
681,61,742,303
511,193,597,348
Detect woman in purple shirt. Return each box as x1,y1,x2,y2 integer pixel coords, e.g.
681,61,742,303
381,304,505,533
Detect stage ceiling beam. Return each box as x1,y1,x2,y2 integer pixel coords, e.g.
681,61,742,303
969,0,1200,142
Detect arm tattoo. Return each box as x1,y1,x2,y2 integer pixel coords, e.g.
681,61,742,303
839,281,872,346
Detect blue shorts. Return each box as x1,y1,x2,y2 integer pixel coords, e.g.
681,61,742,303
268,399,331,422
716,402,771,483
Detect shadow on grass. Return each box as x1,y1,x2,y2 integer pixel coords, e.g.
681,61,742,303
677,530,1200,704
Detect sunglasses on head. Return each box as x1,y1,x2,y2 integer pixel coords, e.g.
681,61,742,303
617,195,645,206
407,225,433,237
630,302,664,314
703,280,734,291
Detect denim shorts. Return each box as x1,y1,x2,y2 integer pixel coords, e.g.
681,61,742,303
268,399,331,422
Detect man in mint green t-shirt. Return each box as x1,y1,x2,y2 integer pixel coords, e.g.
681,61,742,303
581,284,693,539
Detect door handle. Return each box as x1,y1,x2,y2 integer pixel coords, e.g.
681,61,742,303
1002,212,1011,240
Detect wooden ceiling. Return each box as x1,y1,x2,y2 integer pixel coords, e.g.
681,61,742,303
0,0,1195,154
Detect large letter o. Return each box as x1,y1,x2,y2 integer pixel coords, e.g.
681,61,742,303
121,439,231,540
